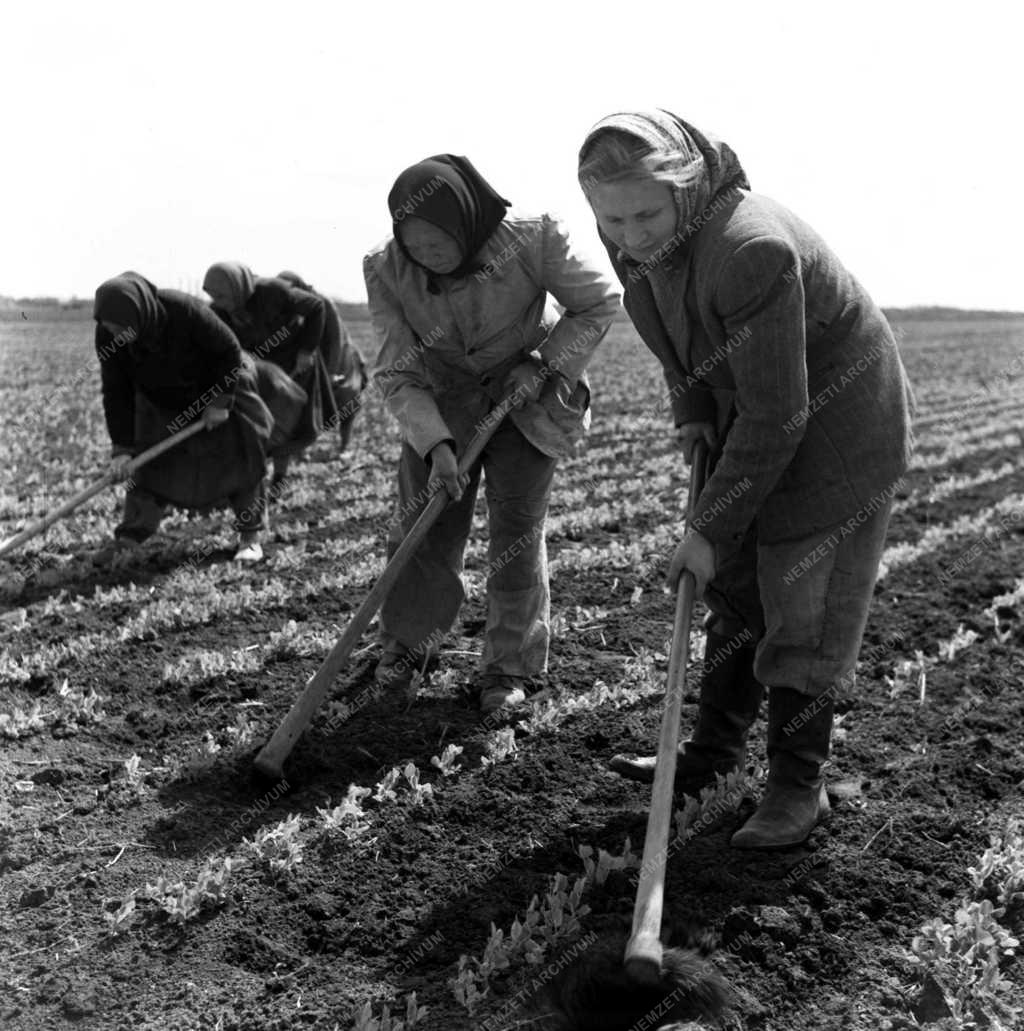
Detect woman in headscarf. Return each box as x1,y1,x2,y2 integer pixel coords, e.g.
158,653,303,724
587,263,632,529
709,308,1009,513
577,110,915,850
92,271,275,563
276,269,368,451
364,154,620,716
203,262,339,486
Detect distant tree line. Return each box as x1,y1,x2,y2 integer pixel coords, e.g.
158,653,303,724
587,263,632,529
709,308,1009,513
882,306,1024,321
1,297,1022,324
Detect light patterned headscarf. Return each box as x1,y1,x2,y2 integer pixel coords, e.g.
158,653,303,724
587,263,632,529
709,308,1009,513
578,109,749,241
202,261,257,313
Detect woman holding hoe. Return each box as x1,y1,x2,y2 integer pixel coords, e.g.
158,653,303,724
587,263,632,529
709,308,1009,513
92,271,274,564
364,153,619,716
203,262,339,489
577,110,914,849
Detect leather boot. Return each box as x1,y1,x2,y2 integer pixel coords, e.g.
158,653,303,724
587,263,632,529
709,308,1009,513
731,686,833,849
609,629,764,797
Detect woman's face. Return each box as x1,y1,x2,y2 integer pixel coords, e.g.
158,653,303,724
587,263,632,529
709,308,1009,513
100,319,132,339
205,284,236,313
588,178,677,263
398,217,463,274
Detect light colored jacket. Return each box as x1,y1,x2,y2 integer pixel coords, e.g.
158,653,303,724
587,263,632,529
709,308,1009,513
364,210,621,458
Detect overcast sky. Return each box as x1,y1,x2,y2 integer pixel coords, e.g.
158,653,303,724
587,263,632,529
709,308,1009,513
3,0,1020,309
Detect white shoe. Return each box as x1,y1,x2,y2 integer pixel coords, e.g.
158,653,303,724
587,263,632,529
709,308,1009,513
234,541,264,563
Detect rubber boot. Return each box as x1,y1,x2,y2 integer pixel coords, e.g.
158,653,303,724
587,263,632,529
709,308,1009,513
609,629,764,797
731,686,833,850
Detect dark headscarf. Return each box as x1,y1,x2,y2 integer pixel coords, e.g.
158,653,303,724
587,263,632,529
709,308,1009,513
388,154,510,289
250,277,295,324
277,270,313,292
93,272,164,342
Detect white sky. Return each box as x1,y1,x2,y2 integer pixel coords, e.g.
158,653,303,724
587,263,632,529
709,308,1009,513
2,0,1020,309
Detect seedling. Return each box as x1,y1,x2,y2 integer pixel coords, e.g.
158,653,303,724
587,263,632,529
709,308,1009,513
316,785,373,843
174,730,221,782
885,651,929,701
352,993,427,1031
372,767,401,803
451,869,592,1012
969,818,1024,909
242,813,304,880
516,676,657,737
430,744,464,777
481,728,518,766
578,837,641,886
122,753,146,794
909,818,1023,1026
537,873,590,945
936,623,979,663
224,711,256,750
143,856,240,924
162,647,260,687
451,957,490,1014
102,893,138,936
0,701,46,739
402,763,434,805
676,766,754,841
910,900,1020,1025
57,679,104,726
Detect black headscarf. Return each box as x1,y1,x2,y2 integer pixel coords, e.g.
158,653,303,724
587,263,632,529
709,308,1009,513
388,154,510,291
93,271,165,347
277,269,313,292
250,277,295,324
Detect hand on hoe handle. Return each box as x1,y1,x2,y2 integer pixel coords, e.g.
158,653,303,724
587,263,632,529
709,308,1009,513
202,405,230,431
108,453,133,482
666,428,717,596
667,531,716,597
428,441,469,502
675,420,717,465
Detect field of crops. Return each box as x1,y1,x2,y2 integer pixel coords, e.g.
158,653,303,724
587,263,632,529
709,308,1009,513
1,311,1023,1031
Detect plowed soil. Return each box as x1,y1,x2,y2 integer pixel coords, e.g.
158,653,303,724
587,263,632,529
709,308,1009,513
1,313,1023,1030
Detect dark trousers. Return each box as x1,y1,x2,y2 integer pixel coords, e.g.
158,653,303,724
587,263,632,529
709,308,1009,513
115,478,268,542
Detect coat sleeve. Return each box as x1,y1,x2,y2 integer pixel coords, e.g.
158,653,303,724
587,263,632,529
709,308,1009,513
654,365,717,428
288,288,327,363
95,325,136,451
690,235,808,562
364,255,453,458
188,301,246,410
534,214,620,384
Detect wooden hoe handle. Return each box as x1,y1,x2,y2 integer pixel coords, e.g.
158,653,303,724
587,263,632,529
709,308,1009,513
0,421,207,560
625,439,710,982
253,396,518,780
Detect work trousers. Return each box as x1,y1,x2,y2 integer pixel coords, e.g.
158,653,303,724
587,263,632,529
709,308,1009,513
380,419,557,676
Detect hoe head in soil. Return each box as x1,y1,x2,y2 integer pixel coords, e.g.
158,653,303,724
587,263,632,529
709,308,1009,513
531,931,734,1030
